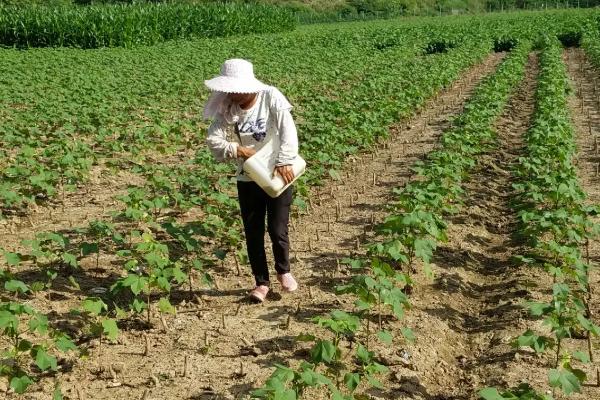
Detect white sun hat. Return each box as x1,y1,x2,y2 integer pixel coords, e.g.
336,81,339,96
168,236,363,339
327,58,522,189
204,58,268,94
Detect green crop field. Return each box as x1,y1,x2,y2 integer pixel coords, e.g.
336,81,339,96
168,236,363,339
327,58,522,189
2,5,600,400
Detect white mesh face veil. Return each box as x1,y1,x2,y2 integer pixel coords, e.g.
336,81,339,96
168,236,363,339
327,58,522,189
202,91,265,123
202,91,230,121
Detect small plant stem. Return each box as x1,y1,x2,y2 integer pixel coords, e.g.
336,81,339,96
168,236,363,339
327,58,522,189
588,330,595,363
586,238,592,302
160,314,168,332
378,297,382,330
555,338,562,369
147,294,151,325
61,177,66,213
183,355,190,377
366,315,370,351
144,333,150,356
334,334,341,390
235,256,241,276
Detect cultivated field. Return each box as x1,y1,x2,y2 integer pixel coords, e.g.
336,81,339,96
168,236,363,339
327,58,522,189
2,7,600,400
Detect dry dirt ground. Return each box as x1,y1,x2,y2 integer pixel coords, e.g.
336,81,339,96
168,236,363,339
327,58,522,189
564,47,600,398
3,48,600,400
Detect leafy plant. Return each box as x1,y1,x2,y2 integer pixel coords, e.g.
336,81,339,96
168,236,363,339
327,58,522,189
0,302,77,394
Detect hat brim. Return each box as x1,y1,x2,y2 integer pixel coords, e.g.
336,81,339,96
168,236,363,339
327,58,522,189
204,76,268,93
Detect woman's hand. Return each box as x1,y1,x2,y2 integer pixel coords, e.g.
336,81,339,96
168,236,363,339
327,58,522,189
237,146,256,160
274,165,295,184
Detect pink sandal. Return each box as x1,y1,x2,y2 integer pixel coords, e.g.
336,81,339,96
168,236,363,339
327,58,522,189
248,285,269,302
277,273,298,292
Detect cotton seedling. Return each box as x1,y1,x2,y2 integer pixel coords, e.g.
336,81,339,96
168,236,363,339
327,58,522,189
110,230,186,325
485,35,600,399
0,301,77,395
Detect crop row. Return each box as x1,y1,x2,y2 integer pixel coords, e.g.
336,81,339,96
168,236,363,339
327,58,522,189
0,11,594,216
481,36,600,400
250,39,532,400
0,3,296,48
0,19,457,214
0,24,498,396
581,16,600,67
0,11,598,397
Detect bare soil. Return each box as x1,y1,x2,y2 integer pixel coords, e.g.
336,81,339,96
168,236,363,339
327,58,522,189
383,53,550,400
564,47,600,397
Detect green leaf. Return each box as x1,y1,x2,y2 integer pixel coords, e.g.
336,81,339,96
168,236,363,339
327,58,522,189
401,327,416,343
274,389,296,400
295,334,316,342
82,298,106,315
54,335,78,353
328,169,341,180
213,249,227,260
414,238,435,264
81,242,99,256
366,375,384,389
158,297,176,315
62,252,78,268
10,375,33,394
5,279,29,294
310,340,337,364
28,313,49,335
4,252,21,266
577,314,600,336
344,372,361,392
377,330,393,345
132,298,146,313
526,302,552,316
548,368,583,395
478,387,505,400
515,330,552,353
68,276,80,291
356,344,372,364
354,299,372,311
53,383,63,400
17,339,33,352
34,347,58,371
0,310,19,333
115,305,129,319
332,392,350,400
573,351,591,364
102,319,119,342
122,274,148,296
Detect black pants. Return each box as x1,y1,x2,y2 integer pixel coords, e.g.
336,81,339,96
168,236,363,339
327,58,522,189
237,181,293,286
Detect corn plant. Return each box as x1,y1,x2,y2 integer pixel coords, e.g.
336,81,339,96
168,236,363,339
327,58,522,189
0,3,296,49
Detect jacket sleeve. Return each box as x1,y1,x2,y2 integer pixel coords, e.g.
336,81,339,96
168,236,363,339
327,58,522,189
275,109,299,167
268,87,298,166
206,117,239,162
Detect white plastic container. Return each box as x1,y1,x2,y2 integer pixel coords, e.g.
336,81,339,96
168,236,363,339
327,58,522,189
242,138,306,198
